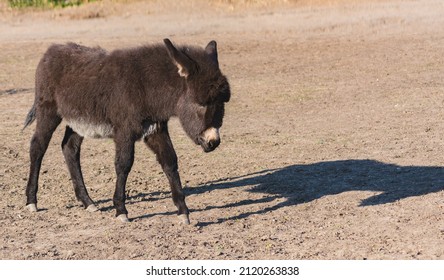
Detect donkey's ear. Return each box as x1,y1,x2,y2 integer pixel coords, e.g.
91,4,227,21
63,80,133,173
164,38,194,78
205,40,219,68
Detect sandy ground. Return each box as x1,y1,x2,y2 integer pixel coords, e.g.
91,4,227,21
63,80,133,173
0,0,443,259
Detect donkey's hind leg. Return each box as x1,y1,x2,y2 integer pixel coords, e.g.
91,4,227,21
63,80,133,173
25,111,61,212
61,126,97,212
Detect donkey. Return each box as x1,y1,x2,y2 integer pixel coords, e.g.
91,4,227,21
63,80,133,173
23,39,231,224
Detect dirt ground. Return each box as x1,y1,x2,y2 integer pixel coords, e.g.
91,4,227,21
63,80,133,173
0,0,443,260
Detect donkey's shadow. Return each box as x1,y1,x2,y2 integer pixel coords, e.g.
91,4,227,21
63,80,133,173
184,159,444,226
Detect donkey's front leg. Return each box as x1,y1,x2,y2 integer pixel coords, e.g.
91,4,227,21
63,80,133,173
144,122,190,224
113,136,135,222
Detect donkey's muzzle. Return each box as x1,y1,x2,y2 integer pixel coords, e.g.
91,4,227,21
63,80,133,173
198,127,220,153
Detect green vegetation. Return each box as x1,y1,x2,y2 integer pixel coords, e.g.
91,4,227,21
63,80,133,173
8,0,92,8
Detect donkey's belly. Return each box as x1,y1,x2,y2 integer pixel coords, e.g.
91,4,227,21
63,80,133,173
67,119,113,139
66,119,159,139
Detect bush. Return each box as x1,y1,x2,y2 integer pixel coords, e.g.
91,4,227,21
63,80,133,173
8,0,90,8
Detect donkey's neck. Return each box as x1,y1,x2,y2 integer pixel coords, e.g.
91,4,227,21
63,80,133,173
140,73,187,122
131,45,189,121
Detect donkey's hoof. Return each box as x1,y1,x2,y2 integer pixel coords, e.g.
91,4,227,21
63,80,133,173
178,214,190,225
86,204,98,212
117,214,129,223
26,204,37,212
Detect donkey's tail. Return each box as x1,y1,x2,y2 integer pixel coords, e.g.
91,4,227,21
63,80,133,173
22,103,36,131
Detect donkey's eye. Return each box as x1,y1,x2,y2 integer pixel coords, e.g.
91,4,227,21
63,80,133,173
199,100,212,107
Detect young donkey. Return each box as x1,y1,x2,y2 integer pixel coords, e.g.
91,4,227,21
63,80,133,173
23,39,231,224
